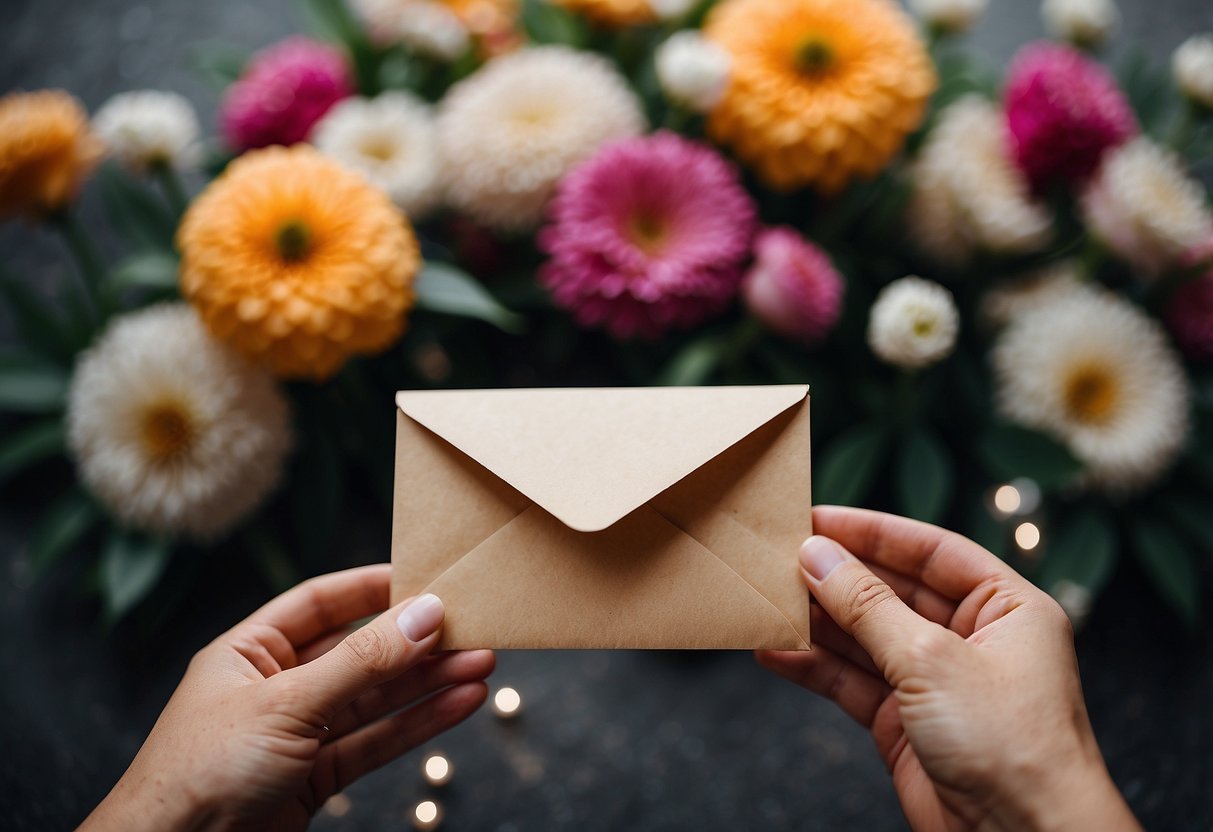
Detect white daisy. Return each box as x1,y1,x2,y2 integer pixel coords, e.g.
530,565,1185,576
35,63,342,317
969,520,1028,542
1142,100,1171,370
655,31,732,114
908,0,988,33
867,277,959,370
1173,34,1213,109
1041,0,1120,48
979,262,1086,329
992,288,1190,493
908,96,1053,267
436,46,646,232
1081,137,1213,275
92,90,201,173
351,0,469,60
67,304,293,540
310,92,443,219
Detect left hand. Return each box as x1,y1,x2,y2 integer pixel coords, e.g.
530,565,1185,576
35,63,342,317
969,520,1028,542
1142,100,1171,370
81,565,494,832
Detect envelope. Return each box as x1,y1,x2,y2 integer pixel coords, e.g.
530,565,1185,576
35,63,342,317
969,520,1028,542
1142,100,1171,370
390,385,812,650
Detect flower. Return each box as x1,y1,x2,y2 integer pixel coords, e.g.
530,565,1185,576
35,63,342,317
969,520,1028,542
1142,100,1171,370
908,95,1052,266
1081,137,1213,275
980,262,1086,328
352,0,518,54
648,0,697,20
704,0,936,194
67,304,292,540
742,227,844,344
0,90,103,222
219,37,354,151
908,0,988,34
867,277,959,369
437,46,645,232
992,288,1190,493
92,90,201,173
1173,34,1213,109
1004,41,1137,192
655,32,732,114
539,132,757,339
178,145,419,380
1041,0,1120,48
551,0,655,27
310,92,443,219
1167,272,1213,361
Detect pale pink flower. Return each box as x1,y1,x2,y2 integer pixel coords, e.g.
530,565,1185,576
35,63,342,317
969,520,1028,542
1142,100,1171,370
742,228,844,344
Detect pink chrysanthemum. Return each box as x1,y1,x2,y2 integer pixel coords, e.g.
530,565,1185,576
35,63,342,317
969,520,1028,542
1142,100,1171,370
742,227,844,344
539,132,757,339
1004,41,1137,192
220,37,354,151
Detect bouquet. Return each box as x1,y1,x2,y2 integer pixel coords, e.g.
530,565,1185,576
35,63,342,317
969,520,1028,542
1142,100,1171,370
1,0,1210,629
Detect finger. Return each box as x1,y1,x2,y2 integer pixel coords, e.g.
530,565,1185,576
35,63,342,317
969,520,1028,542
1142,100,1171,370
317,681,488,797
246,565,391,648
813,506,1022,601
808,605,879,676
755,646,891,729
868,564,957,627
296,629,353,666
325,650,495,740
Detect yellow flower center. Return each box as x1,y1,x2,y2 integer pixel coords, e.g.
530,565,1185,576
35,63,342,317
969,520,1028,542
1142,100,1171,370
794,37,836,76
628,212,669,255
358,135,399,163
1062,363,1119,426
275,219,313,263
912,316,936,337
141,402,195,461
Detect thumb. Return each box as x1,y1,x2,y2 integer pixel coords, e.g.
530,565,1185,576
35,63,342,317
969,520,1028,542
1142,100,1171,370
800,535,935,683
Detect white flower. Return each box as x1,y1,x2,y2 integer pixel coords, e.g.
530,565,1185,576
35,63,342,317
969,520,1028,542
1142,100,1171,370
655,32,732,113
980,262,1087,329
1173,34,1213,109
992,288,1190,493
1082,137,1213,275
310,92,442,219
1041,0,1120,47
350,0,469,60
908,96,1053,266
436,46,645,232
908,0,988,33
867,277,959,369
67,304,292,540
92,90,201,173
647,0,697,20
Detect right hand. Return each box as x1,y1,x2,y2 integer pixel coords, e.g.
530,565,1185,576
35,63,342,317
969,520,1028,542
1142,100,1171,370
757,506,1140,832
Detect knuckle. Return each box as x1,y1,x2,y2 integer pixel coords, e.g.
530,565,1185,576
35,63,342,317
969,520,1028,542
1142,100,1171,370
343,625,395,674
846,573,898,626
907,627,955,665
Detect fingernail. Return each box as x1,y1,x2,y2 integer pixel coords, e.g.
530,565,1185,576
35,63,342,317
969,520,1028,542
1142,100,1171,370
397,594,444,642
800,536,847,581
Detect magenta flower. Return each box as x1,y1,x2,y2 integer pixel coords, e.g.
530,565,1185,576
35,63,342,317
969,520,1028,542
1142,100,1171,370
742,227,844,344
1168,239,1213,361
539,132,757,340
1004,41,1137,192
220,37,354,151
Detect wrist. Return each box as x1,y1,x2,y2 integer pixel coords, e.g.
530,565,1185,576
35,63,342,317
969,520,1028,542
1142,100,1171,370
81,765,216,832
983,754,1139,832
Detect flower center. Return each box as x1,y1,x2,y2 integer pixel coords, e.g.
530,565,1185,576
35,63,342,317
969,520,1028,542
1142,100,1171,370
358,135,399,163
140,402,195,461
911,315,936,337
275,219,313,263
1062,363,1119,426
627,212,669,255
794,37,835,76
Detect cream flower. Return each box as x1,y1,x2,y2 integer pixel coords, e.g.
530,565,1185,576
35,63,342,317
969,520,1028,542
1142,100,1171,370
908,96,1053,266
655,32,732,113
351,0,470,59
992,288,1190,493
92,90,201,173
1082,137,1213,275
436,46,645,231
908,0,988,33
1041,0,1120,48
867,277,959,369
1173,34,1213,109
980,262,1086,328
648,0,697,19
67,304,292,540
310,92,442,219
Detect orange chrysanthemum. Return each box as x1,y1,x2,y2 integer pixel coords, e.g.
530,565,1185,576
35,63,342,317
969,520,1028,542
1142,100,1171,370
0,90,103,221
178,145,419,380
552,0,656,27
705,0,936,194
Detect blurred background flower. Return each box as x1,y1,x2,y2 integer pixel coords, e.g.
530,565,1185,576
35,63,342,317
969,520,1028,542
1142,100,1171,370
741,227,843,345
0,90,102,221
1041,0,1121,48
867,277,959,370
91,90,202,174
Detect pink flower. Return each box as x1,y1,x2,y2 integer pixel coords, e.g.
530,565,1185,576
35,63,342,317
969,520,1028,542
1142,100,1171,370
1168,240,1213,361
1004,41,1137,192
539,132,757,340
220,37,354,151
742,228,844,344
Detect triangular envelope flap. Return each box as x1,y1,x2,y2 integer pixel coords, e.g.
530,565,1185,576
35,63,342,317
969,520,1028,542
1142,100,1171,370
395,386,809,532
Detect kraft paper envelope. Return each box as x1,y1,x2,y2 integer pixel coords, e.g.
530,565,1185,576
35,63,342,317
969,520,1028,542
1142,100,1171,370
390,385,812,650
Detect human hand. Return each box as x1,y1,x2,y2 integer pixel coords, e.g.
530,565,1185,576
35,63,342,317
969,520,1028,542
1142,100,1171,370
757,507,1139,832
82,565,493,832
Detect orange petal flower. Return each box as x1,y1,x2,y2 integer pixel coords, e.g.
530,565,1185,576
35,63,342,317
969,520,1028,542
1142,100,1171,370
552,0,656,27
705,0,936,194
178,145,419,380
0,90,103,221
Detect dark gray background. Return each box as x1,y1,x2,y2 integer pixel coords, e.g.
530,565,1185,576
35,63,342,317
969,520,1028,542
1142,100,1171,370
2,1,1212,830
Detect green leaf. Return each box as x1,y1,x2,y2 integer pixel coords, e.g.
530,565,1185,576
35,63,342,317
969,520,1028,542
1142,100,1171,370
0,419,65,486
190,43,249,89
896,428,953,524
301,0,363,42
657,336,725,386
0,351,70,412
1131,517,1201,628
30,488,101,575
107,251,181,295
978,424,1083,491
100,531,172,621
98,166,178,251
816,423,888,507
0,272,82,362
414,262,526,333
1038,508,1117,597
1159,495,1213,560
521,0,587,46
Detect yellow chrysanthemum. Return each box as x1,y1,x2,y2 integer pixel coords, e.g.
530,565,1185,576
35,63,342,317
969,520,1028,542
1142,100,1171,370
0,90,103,221
178,145,419,380
552,0,655,27
704,0,936,194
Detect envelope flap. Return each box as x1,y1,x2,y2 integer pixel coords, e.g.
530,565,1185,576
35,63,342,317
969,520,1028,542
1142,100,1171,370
395,386,809,532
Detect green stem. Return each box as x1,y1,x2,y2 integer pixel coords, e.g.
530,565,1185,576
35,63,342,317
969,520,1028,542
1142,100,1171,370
894,369,918,429
53,211,105,327
152,163,189,216
1169,102,1197,155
